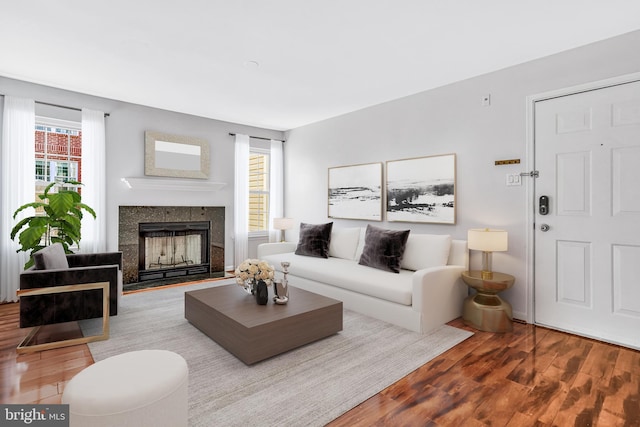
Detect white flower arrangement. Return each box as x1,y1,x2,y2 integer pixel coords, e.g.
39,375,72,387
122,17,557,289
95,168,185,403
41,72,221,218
235,259,275,288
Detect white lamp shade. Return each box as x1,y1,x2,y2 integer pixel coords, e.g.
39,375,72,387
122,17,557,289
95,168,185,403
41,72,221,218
468,228,508,252
273,217,295,231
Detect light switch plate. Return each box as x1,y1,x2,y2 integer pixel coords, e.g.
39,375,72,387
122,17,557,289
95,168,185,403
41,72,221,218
506,173,522,186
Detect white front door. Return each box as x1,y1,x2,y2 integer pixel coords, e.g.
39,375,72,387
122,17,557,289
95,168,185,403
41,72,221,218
534,79,640,349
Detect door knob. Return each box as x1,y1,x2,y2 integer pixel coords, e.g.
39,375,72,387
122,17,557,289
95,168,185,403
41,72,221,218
540,224,550,232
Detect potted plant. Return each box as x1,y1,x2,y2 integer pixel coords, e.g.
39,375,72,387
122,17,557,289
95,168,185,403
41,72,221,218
10,180,96,269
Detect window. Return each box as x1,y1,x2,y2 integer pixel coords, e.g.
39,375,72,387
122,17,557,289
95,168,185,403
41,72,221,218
35,120,81,185
248,149,270,233
34,117,82,207
35,159,79,182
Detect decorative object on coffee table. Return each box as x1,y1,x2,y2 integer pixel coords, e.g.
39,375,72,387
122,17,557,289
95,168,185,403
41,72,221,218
274,261,290,304
273,280,288,305
234,259,275,303
254,280,269,305
281,261,290,284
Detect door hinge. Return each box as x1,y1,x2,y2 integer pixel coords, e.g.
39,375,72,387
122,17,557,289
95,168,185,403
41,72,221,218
520,171,539,178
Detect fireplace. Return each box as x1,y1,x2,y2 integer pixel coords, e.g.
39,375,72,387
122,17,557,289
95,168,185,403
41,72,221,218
119,206,225,286
138,221,210,282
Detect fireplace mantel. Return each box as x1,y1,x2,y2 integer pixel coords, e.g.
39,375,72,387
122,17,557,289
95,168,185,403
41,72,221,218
121,177,226,192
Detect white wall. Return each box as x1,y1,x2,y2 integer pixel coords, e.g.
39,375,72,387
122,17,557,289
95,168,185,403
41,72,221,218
283,30,640,321
0,77,284,270
3,30,639,316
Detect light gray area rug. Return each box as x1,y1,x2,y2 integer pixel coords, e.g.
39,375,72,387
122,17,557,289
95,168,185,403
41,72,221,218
85,280,473,426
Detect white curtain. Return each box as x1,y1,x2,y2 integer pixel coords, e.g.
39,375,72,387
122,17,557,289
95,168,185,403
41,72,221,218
80,108,106,253
234,133,250,267
0,96,35,302
268,139,284,243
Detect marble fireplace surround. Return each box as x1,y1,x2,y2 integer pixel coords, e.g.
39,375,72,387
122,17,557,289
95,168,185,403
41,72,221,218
118,206,225,284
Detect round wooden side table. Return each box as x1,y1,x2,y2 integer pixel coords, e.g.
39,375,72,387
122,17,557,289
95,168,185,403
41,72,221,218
461,270,515,333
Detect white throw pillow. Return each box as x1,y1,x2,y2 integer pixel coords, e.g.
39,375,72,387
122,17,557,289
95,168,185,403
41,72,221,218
401,234,452,271
328,227,361,260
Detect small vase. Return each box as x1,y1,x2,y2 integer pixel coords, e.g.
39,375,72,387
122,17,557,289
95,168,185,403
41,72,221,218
255,280,268,305
241,281,254,295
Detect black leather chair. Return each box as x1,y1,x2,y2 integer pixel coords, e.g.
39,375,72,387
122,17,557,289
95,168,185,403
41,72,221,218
18,243,122,328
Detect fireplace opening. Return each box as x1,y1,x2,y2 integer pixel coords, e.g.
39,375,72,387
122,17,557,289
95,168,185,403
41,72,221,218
138,221,210,282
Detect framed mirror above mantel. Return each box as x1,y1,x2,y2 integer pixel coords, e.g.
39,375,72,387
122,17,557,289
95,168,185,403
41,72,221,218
145,131,210,179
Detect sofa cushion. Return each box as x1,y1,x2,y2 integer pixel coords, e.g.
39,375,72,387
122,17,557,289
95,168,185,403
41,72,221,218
295,222,333,258
329,227,361,260
262,252,414,306
358,225,410,273
401,234,452,271
33,243,69,270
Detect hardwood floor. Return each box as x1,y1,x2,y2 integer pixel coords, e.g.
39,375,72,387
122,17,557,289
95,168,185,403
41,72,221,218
0,303,94,405
2,302,639,426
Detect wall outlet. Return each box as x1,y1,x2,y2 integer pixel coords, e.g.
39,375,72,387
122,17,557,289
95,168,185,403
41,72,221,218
481,94,491,107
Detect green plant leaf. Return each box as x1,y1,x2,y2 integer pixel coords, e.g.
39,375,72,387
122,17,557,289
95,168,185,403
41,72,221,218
42,182,56,198
68,206,83,221
51,236,75,249
10,181,94,263
23,257,35,270
77,203,96,218
11,215,51,243
12,202,46,219
10,217,31,240
49,192,76,218
59,219,80,241
18,225,48,250
42,204,55,218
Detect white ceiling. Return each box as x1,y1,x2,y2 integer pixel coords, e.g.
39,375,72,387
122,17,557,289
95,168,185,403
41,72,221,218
1,1,639,131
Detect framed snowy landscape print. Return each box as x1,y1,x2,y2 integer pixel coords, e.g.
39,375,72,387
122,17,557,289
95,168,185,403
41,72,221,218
328,162,383,221
386,153,456,224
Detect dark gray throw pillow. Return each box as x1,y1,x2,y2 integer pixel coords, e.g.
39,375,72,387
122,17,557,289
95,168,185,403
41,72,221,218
295,222,333,258
358,225,410,273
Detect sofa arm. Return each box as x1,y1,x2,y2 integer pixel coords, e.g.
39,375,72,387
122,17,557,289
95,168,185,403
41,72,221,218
411,265,467,333
257,242,297,258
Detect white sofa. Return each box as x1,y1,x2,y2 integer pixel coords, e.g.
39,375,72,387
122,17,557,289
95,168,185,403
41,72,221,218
257,227,468,334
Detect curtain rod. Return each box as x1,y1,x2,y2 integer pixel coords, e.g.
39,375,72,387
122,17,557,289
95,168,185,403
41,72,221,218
1,94,110,117
36,101,110,117
228,132,285,143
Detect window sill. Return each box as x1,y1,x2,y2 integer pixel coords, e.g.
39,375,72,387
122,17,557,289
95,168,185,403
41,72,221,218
249,232,269,239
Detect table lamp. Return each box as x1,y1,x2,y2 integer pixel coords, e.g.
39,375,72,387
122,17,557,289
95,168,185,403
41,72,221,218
467,228,508,279
273,217,294,242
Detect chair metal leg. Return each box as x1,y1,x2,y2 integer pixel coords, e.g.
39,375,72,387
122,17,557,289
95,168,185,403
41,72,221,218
16,282,110,354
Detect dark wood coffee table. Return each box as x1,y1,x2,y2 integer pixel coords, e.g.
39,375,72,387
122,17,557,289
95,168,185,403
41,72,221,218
184,284,343,364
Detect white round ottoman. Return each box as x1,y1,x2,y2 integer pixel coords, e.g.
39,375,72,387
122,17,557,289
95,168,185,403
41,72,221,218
62,349,188,427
